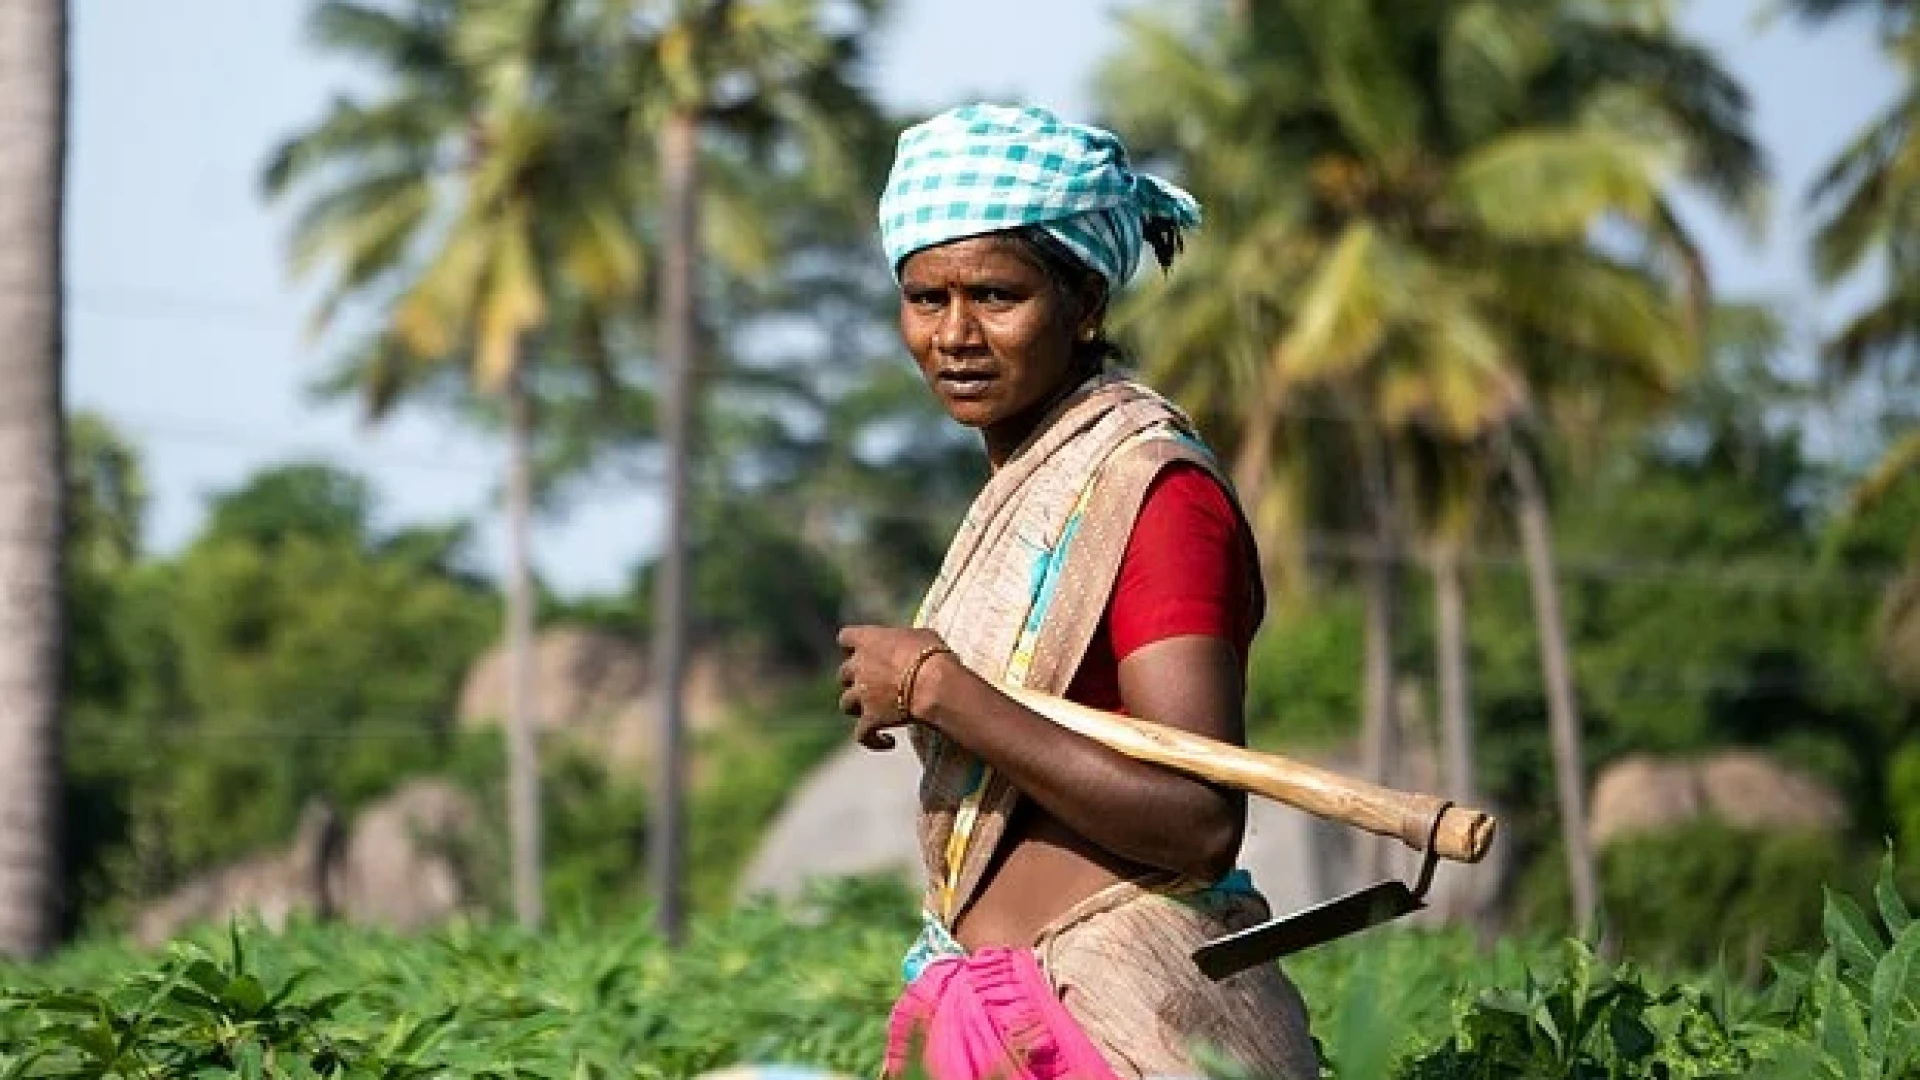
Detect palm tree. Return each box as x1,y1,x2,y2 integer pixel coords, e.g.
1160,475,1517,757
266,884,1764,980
1102,0,1761,928
0,0,67,960
264,0,648,930
1788,0,1918,502
1411,445,1494,805
620,0,885,942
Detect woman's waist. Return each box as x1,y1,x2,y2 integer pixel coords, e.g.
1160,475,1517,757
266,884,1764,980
950,820,1135,951
905,852,1266,985
948,815,1263,949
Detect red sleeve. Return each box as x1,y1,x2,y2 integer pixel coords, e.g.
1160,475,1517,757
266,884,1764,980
1107,464,1263,663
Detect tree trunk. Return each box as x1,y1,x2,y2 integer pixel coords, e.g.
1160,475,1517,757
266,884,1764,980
0,0,68,960
1508,443,1599,934
1433,540,1476,803
1230,379,1298,596
503,372,544,930
1353,425,1400,885
651,107,698,945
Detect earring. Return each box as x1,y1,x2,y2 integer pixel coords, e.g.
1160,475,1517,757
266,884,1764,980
1080,327,1098,343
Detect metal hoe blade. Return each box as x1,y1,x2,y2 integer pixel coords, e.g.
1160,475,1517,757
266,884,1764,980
1191,802,1453,982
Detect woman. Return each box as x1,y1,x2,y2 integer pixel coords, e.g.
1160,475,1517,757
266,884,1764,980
836,104,1319,1080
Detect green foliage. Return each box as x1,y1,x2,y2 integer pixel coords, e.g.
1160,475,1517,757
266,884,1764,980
1518,824,1853,981
203,463,374,551
426,677,847,925
1396,940,1759,1078
63,461,498,928
1741,852,1920,1079
436,732,655,927
1285,927,1497,1075
631,502,850,671
1892,745,1920,858
1446,349,1917,881
1,879,917,1079
1246,595,1366,750
3,859,1915,1079
686,677,846,913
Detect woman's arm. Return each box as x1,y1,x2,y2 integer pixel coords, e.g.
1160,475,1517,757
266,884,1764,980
911,635,1248,880
837,465,1259,880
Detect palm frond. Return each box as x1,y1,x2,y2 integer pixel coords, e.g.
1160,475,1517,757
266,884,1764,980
1823,284,1920,377
474,206,546,392
1807,90,1918,283
1553,21,1766,217
1484,246,1697,394
1850,428,1920,515
262,98,456,198
1451,128,1665,238
1276,223,1398,383
1440,2,1554,143
1285,0,1424,168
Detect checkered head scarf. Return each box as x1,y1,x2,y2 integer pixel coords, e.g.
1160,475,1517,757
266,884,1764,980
878,103,1202,288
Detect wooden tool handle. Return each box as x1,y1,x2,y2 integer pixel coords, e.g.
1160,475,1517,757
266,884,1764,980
1003,686,1497,864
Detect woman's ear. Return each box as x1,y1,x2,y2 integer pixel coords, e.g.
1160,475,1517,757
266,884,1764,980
1077,276,1110,341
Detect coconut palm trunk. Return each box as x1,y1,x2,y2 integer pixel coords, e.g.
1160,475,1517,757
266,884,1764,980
1508,440,1599,932
0,0,68,961
651,106,699,944
504,370,544,930
1433,539,1476,803
1353,422,1401,885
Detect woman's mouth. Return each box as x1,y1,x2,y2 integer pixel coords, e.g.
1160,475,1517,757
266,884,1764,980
936,369,998,400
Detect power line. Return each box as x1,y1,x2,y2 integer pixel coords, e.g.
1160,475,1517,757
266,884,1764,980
57,408,1912,594
68,285,293,327
1295,533,1903,596
106,412,503,476
56,647,1904,749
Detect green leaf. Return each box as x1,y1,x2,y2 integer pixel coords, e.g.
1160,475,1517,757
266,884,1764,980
183,959,231,1001
10,991,107,1016
235,1036,267,1080
1608,1005,1658,1063
1869,921,1920,1067
1824,889,1888,980
0,1049,47,1080
267,969,318,1010
1814,949,1874,1077
230,919,249,979
225,973,268,1016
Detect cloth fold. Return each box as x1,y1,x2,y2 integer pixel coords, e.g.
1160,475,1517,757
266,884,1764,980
886,948,1122,1080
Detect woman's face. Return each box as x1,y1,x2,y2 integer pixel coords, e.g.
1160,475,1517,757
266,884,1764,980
898,235,1099,461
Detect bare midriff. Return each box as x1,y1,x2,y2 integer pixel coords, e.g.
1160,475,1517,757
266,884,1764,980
951,803,1146,949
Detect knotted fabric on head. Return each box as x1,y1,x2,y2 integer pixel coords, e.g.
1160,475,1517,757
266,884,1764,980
879,103,1202,288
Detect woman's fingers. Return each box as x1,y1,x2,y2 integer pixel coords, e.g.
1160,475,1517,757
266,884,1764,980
842,672,903,750
855,716,897,751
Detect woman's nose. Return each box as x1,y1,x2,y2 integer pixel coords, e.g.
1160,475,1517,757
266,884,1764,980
934,299,981,352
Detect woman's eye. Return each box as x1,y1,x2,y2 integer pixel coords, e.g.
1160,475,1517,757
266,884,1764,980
905,290,943,311
977,288,1018,307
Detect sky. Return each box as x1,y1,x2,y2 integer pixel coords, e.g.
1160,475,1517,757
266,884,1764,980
64,0,1905,597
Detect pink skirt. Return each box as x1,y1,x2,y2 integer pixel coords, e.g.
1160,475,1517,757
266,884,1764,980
885,947,1121,1080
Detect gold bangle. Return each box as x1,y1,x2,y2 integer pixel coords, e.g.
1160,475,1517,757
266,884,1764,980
896,643,954,721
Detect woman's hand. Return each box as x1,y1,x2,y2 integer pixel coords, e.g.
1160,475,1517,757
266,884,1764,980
836,625,951,751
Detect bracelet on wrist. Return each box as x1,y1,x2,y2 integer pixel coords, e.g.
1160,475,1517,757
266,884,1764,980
896,643,955,721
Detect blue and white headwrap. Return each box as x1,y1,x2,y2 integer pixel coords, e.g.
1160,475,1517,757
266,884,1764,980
878,103,1202,288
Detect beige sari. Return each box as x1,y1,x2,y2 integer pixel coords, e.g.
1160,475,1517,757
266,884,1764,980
905,375,1319,1079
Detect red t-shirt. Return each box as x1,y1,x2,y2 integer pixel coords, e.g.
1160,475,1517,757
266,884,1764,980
1063,464,1264,713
